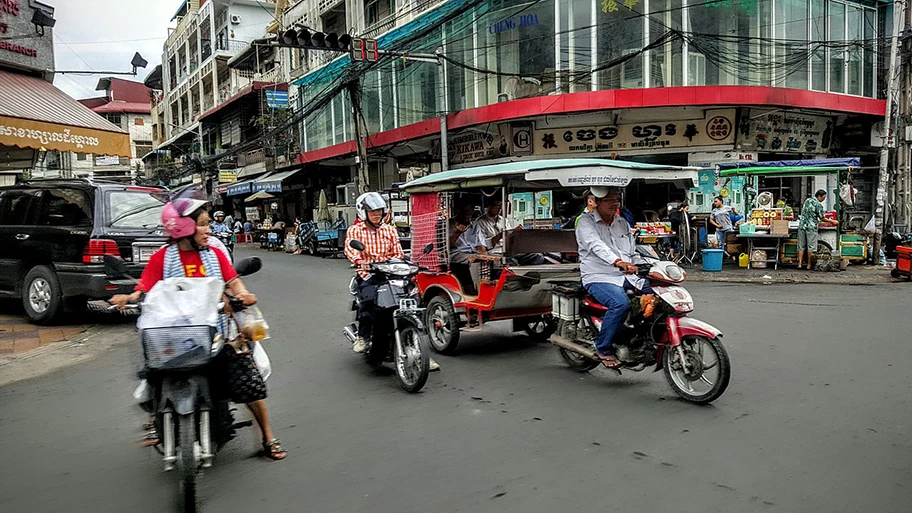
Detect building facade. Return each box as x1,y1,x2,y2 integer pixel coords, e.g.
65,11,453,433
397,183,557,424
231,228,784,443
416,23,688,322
73,78,154,181
0,1,130,183
273,0,888,223
151,0,280,160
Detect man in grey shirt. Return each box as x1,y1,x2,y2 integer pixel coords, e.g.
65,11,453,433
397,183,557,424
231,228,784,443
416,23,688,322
709,195,736,247
576,187,650,369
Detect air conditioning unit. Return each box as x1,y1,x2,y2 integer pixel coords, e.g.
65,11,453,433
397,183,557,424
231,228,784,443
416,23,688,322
688,52,706,86
619,49,644,89
230,14,242,24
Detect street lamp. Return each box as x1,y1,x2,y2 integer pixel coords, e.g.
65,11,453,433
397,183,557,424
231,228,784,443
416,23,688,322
54,52,149,76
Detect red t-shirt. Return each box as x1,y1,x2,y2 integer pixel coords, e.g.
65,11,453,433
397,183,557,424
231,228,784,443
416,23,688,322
136,246,238,293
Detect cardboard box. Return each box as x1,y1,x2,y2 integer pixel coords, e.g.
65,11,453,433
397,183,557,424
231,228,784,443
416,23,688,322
770,220,790,235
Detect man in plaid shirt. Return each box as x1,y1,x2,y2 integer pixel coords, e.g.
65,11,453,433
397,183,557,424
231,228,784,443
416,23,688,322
344,193,440,370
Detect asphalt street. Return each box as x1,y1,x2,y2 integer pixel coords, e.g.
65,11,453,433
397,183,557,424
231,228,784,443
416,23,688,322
1,247,910,513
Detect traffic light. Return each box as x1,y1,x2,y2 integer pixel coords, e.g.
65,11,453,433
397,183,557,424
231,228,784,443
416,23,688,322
280,27,353,52
351,38,379,62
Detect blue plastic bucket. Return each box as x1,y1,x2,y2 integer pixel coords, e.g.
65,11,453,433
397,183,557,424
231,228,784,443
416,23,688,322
702,249,724,272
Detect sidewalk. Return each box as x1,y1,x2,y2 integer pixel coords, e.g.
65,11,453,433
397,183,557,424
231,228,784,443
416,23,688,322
684,263,895,285
0,315,90,355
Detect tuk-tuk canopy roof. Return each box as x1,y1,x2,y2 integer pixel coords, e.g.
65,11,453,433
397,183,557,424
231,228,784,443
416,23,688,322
400,159,699,192
718,157,860,177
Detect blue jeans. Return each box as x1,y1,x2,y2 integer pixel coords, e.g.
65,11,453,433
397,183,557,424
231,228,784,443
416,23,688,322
584,280,653,355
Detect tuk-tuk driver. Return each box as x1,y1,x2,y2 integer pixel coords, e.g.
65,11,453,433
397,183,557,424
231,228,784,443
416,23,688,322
576,187,651,369
448,200,487,295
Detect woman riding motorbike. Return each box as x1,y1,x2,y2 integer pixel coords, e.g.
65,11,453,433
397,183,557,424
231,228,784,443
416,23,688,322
111,189,288,461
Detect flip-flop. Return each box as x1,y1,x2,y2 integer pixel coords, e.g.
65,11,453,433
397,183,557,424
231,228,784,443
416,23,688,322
595,353,623,369
262,438,288,461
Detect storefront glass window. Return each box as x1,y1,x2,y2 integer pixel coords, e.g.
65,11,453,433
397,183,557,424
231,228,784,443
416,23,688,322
863,7,874,98
846,4,863,95
445,12,476,111
477,0,555,102
597,3,645,89
810,0,826,91
649,0,684,88
379,63,396,132
560,0,594,92
829,1,845,93
776,0,809,90
687,1,772,87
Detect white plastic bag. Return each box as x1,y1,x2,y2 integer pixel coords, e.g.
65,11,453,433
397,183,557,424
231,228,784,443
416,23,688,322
138,277,223,330
251,342,272,381
863,216,877,234
840,183,856,206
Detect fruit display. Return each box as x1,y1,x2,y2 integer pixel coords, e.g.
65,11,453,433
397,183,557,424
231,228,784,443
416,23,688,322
634,222,674,234
750,208,784,227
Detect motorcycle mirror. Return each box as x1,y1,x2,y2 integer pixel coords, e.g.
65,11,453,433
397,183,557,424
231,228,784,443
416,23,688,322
234,257,262,276
103,255,130,279
422,243,434,255
349,239,365,251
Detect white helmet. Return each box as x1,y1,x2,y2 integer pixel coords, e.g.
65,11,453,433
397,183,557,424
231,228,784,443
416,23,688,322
355,192,387,223
213,210,225,219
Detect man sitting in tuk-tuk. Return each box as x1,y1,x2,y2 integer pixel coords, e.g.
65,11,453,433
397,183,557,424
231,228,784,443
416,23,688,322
576,186,652,369
448,199,488,295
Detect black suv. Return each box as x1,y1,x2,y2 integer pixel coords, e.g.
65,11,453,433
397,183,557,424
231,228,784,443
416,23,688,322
0,179,168,323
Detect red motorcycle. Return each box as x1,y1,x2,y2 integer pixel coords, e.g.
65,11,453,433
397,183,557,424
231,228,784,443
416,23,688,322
549,259,731,404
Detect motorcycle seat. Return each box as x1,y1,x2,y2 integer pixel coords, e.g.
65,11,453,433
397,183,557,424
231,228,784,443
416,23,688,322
583,295,608,312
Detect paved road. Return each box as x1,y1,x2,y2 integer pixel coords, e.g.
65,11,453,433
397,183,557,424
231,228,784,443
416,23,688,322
1,247,910,513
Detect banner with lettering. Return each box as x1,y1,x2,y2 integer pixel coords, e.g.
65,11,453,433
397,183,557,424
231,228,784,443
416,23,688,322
532,109,736,156
736,109,835,154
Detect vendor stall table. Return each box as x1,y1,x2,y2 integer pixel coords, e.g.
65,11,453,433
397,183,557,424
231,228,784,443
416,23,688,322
739,233,785,270
636,233,677,260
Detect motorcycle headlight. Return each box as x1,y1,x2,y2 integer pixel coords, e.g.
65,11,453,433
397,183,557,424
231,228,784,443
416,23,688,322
375,263,413,276
666,264,685,282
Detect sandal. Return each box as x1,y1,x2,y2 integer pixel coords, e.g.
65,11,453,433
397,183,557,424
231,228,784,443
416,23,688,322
140,430,160,447
262,438,288,461
595,353,623,369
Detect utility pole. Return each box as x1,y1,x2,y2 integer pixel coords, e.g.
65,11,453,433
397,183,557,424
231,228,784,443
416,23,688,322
348,81,370,194
875,0,905,260
436,46,448,172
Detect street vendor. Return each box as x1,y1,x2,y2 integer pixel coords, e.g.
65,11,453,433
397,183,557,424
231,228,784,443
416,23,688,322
797,189,838,270
710,196,737,248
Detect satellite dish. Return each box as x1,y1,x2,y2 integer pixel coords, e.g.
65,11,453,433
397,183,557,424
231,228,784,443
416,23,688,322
757,192,774,208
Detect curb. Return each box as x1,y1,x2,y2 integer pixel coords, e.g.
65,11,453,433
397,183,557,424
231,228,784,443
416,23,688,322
685,272,894,285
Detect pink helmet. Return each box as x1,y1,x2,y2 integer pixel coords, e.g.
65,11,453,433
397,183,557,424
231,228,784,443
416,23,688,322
161,198,208,239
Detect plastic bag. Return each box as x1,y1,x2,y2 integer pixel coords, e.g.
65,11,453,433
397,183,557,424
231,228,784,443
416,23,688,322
863,216,877,234
840,183,856,206
138,277,223,330
252,341,272,381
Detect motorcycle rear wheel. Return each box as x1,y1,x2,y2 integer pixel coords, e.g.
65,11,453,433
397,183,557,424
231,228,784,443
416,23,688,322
559,347,600,372
663,336,730,404
178,414,198,513
394,323,430,393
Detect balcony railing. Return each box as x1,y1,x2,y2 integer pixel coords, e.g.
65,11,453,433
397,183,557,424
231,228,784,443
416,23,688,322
215,9,228,30
166,12,198,50
363,15,397,38
215,39,248,54
237,149,266,168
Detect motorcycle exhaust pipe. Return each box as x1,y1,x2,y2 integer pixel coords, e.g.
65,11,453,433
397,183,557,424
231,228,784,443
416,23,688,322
550,334,600,361
342,325,357,345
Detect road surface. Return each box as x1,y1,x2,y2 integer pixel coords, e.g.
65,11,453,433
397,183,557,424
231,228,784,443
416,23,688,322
1,248,909,513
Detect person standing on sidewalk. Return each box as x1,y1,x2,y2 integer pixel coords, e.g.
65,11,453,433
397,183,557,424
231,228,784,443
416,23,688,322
709,196,736,249
797,189,838,270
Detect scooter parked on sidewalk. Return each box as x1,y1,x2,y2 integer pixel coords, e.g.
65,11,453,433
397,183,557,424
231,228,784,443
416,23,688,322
342,241,433,393
549,254,731,404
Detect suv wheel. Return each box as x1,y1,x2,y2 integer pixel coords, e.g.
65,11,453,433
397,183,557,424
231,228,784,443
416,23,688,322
23,266,63,324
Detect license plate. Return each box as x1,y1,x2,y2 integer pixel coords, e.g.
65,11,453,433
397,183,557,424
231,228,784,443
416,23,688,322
399,299,418,311
133,244,160,263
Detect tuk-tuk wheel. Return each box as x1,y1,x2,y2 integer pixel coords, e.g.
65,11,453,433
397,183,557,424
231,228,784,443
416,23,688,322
425,295,460,354
524,316,557,342
307,241,316,256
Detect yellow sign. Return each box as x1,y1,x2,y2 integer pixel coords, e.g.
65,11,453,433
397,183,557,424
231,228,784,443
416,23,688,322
532,109,736,156
219,170,238,183
0,115,130,157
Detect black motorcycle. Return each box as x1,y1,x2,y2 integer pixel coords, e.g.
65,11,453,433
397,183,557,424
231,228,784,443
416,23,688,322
105,255,263,513
342,240,432,393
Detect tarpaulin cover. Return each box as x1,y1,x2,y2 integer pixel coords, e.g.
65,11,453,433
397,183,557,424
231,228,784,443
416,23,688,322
717,158,860,171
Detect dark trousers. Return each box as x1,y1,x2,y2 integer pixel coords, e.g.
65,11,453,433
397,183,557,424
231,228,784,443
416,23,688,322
355,275,383,339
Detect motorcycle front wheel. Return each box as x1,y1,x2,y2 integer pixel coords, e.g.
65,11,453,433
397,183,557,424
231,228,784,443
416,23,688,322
178,414,198,513
394,322,430,393
663,336,731,404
